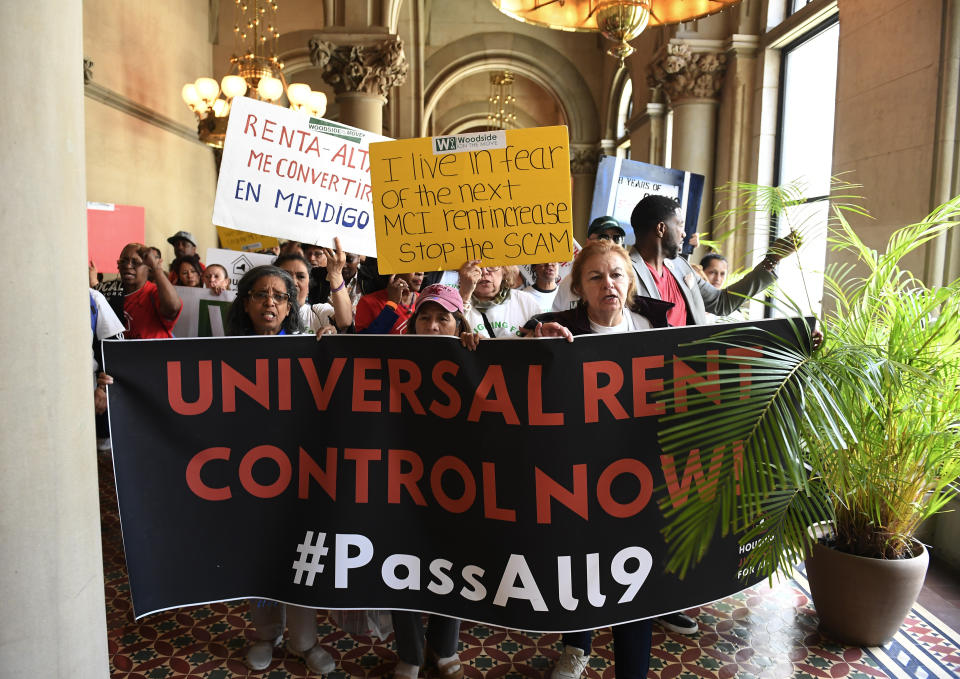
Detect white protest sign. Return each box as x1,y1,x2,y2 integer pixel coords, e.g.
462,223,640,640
206,247,277,290
212,96,389,257
172,286,237,338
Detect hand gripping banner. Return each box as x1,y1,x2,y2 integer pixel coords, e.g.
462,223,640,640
103,319,801,631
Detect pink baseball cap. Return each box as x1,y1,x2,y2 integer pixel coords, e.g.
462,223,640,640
415,284,464,314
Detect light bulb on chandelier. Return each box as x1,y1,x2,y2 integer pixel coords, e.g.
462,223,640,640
180,0,330,147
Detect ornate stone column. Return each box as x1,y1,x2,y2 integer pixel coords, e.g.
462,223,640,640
646,86,667,167
570,144,603,243
721,33,760,265
648,40,728,234
0,1,109,676
308,36,408,134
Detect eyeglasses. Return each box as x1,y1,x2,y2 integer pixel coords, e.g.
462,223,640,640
480,266,501,273
117,258,146,268
249,290,291,304
594,233,625,245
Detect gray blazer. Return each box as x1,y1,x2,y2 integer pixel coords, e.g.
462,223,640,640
629,250,776,326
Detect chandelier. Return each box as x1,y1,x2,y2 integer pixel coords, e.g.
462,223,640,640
181,0,328,148
491,0,741,63
487,71,518,130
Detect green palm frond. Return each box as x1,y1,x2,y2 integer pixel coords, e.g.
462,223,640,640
659,184,960,578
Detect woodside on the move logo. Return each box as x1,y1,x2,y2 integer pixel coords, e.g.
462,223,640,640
308,117,364,143
432,130,506,154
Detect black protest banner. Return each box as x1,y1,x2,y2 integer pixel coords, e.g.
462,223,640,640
104,319,797,631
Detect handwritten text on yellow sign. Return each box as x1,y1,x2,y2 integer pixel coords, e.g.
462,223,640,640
370,126,573,273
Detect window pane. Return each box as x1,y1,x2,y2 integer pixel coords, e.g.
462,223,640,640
780,23,838,198
664,109,674,168
773,21,839,317
774,200,828,317
616,78,633,139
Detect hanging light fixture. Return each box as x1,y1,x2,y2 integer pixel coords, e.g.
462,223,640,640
487,71,518,130
491,0,741,63
181,0,329,148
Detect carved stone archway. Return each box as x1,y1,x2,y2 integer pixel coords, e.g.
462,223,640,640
434,101,540,136
423,32,600,143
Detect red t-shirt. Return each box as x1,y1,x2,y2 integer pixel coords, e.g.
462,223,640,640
354,289,416,334
645,262,688,327
123,281,181,339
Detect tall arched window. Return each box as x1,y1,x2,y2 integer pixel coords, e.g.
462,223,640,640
769,16,839,318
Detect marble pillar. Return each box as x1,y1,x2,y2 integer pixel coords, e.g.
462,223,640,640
570,145,602,244
648,40,728,238
646,100,667,168
720,34,760,266
0,1,109,677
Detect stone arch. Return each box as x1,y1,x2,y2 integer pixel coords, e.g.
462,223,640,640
386,0,403,32
423,32,600,143
434,101,540,135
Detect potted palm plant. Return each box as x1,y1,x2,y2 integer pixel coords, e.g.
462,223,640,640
658,183,960,646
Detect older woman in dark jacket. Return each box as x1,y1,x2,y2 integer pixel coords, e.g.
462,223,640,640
527,239,672,337
527,239,671,679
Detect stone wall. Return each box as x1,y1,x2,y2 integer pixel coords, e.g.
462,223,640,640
83,0,220,264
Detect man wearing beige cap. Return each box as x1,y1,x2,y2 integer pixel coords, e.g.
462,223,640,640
166,230,205,282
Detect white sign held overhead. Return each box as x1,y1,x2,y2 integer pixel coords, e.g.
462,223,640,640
206,247,277,290
212,96,389,257
171,286,237,338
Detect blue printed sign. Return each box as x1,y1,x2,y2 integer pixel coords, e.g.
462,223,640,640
590,156,705,255
212,97,389,257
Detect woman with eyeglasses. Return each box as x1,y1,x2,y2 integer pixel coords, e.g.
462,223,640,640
226,265,303,336
456,261,541,338
224,266,335,674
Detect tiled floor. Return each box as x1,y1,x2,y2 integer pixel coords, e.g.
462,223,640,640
918,557,960,633
99,454,960,679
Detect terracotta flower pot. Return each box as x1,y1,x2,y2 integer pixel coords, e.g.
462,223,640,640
805,537,929,647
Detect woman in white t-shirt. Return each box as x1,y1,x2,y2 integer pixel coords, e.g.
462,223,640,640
458,262,542,337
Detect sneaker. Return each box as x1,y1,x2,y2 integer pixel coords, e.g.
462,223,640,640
288,641,336,675
550,645,589,679
435,654,463,679
657,612,698,634
393,660,421,679
245,640,274,670
425,645,464,679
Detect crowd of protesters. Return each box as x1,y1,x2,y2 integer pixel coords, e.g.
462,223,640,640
88,195,804,679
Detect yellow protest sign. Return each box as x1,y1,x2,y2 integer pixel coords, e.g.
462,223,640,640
216,225,280,252
369,126,572,273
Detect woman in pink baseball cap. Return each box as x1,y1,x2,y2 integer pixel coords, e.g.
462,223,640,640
405,283,480,349
391,284,478,679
